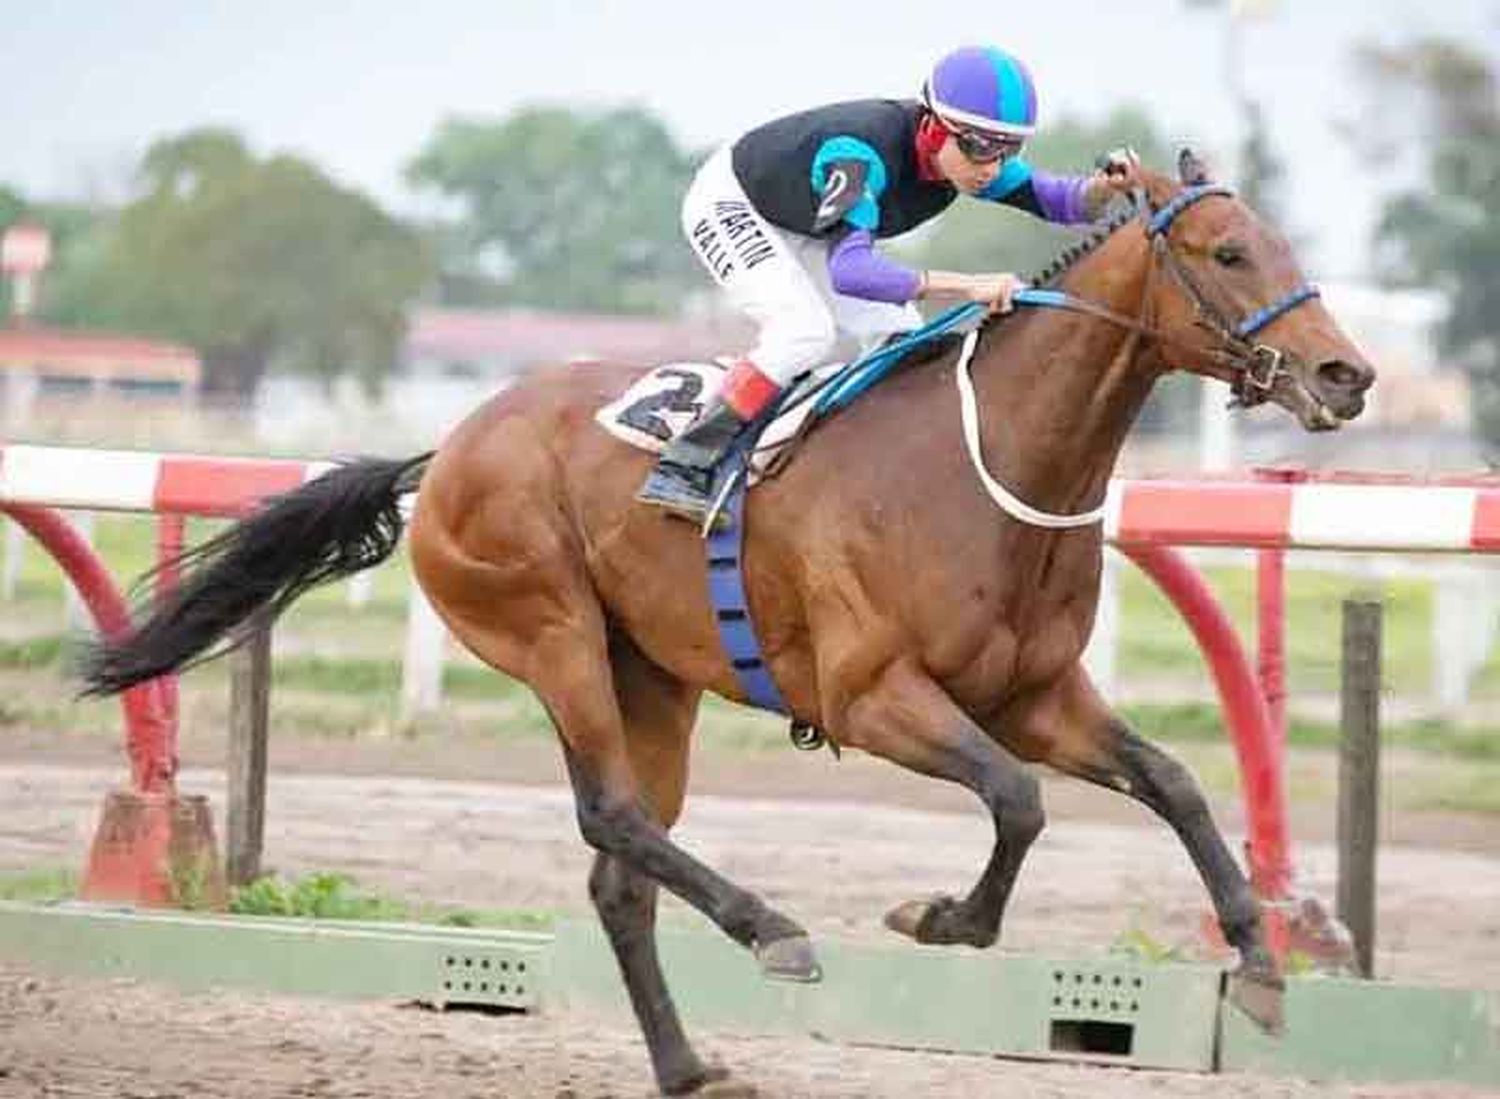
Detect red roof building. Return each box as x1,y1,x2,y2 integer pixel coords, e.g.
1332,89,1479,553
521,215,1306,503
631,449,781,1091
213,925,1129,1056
404,307,752,376
0,325,201,400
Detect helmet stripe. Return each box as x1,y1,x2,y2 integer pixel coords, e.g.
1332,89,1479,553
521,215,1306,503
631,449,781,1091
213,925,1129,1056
987,47,1035,128
932,46,1000,123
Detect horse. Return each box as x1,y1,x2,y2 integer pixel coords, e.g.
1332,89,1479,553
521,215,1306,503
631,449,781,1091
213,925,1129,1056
85,150,1375,1097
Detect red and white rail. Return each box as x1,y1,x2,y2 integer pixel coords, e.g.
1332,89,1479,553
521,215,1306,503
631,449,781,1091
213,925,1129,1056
0,444,334,517
1105,476,1500,552
5,445,1498,927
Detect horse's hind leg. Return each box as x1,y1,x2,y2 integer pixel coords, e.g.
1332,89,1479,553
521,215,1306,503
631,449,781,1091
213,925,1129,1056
587,633,746,1097
546,625,817,981
444,603,805,1092
1027,667,1283,1033
838,661,1045,949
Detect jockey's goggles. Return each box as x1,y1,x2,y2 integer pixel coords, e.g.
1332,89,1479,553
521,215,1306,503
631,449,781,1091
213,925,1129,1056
947,125,1024,164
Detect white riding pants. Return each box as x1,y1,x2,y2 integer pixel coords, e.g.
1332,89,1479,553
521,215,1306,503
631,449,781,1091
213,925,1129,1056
680,146,921,387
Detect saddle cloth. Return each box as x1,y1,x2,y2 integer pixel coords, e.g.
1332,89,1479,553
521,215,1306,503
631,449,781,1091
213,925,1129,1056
595,359,842,482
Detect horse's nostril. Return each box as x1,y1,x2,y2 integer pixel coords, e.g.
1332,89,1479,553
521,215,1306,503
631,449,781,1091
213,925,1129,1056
1318,359,1372,391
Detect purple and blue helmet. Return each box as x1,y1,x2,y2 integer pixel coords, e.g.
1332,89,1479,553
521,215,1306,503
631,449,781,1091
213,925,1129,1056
922,45,1039,140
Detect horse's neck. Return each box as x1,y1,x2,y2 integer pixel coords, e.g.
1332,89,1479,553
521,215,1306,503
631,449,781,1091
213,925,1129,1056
970,229,1158,514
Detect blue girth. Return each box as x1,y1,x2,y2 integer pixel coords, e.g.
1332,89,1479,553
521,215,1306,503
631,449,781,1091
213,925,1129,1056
704,467,788,713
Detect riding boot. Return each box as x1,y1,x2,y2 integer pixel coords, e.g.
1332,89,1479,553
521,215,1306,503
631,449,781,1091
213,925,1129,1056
636,359,780,527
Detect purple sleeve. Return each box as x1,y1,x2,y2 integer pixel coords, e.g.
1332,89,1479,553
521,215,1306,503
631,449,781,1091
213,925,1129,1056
1029,170,1093,225
827,230,921,303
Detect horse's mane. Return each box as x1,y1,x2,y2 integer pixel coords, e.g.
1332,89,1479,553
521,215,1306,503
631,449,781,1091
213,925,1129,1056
1029,199,1140,287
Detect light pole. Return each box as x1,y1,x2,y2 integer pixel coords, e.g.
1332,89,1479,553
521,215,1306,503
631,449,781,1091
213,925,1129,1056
1,221,51,325
1186,0,1275,472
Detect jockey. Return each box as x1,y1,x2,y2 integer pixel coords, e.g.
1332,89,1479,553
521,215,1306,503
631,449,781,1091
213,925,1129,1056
637,44,1143,526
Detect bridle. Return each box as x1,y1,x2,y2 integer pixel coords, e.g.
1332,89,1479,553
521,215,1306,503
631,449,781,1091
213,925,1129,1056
1000,183,1322,408
1143,183,1321,406
955,181,1324,529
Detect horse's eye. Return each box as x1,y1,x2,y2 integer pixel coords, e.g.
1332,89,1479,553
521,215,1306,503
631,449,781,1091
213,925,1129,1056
1214,244,1248,268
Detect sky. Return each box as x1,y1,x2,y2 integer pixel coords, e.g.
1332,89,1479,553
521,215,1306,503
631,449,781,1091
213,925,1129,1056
4,0,1498,282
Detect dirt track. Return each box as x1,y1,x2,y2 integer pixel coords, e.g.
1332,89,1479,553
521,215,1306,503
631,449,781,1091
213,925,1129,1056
2,742,1498,1097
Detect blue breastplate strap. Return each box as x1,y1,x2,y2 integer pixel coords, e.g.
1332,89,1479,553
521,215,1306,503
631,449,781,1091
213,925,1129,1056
704,462,789,714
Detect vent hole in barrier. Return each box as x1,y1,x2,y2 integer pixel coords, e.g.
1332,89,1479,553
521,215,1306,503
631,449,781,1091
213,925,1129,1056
1050,1020,1134,1057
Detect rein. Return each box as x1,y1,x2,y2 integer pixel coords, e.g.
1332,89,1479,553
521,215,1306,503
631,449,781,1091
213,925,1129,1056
959,182,1322,530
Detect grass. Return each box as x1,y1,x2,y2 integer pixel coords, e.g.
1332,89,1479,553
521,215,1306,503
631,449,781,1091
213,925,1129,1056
224,871,553,931
0,511,1496,813
0,867,77,903
1115,561,1440,696
1118,701,1500,762
0,866,554,930
4,513,1497,699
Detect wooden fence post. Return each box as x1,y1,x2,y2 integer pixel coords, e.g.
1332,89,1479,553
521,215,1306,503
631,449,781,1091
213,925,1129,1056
226,613,272,887
1337,597,1382,978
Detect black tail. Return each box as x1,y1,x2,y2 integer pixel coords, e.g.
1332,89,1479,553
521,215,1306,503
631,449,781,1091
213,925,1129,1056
81,452,434,696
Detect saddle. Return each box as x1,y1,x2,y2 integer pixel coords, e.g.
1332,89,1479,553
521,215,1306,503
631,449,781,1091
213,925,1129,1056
595,304,978,484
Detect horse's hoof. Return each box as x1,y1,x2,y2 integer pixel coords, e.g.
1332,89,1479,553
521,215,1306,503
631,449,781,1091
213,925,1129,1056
882,893,930,941
884,895,994,947
1228,968,1286,1036
754,933,822,983
692,1078,759,1098
664,1063,755,1097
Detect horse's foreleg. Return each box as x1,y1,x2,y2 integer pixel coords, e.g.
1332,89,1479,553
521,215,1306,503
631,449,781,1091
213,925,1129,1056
1074,718,1284,1031
840,661,1044,949
1031,670,1283,1032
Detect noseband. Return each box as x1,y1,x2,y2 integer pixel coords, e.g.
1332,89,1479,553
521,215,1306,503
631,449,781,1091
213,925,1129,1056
1144,184,1321,406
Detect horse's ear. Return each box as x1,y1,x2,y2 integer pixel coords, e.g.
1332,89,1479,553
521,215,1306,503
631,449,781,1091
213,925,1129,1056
1177,147,1213,187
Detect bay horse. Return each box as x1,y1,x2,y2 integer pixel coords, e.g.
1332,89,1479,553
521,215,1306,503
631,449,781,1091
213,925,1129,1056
86,151,1374,1096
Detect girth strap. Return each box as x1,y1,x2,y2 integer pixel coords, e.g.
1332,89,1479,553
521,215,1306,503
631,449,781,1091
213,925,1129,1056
703,461,789,714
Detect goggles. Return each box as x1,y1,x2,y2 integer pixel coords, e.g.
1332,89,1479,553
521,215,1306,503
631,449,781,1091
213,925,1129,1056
947,125,1024,165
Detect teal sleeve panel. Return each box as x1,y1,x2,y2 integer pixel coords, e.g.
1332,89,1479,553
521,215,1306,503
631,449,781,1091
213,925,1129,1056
976,157,1034,202
811,136,889,233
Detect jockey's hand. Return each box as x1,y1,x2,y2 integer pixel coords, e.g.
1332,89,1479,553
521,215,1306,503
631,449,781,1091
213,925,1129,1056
916,269,1024,313
965,272,1024,314
1086,147,1143,214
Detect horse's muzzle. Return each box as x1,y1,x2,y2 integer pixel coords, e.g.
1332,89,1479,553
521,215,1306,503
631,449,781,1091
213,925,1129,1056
1313,358,1375,422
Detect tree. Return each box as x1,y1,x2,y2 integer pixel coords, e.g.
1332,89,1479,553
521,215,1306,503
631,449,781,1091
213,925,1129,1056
1352,39,1500,451
1237,102,1290,232
406,106,701,314
47,129,430,398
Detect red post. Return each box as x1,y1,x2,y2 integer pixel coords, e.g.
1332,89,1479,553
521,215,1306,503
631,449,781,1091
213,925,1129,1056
1120,544,1291,956
155,514,185,734
1256,546,1287,747
1253,467,1305,751
1,504,176,792
0,503,222,908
